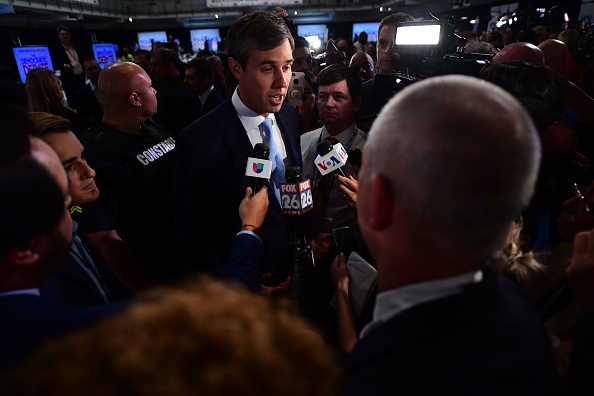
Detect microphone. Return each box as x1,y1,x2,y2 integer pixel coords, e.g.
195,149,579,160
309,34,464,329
245,143,272,193
279,166,314,216
315,140,348,177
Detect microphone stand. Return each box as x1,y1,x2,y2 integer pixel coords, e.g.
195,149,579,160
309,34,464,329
289,215,314,314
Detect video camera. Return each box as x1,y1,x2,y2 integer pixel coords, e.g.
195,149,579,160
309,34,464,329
371,19,492,116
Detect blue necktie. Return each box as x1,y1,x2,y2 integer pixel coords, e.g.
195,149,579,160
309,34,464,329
259,117,285,203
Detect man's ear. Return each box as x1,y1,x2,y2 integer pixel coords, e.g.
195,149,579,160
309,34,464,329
367,173,394,231
128,92,141,108
8,242,40,267
228,57,243,81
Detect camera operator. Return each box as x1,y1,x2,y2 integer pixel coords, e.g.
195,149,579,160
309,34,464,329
355,13,415,132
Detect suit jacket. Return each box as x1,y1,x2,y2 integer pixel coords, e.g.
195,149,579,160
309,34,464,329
343,273,563,396
154,75,201,137
200,88,225,118
221,233,263,291
172,98,302,281
73,84,102,120
40,231,131,309
0,293,127,375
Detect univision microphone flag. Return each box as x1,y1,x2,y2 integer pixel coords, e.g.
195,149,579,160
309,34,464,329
245,157,273,179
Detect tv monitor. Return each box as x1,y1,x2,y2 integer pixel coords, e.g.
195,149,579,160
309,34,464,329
352,22,379,43
137,31,168,51
190,29,220,53
92,43,117,69
12,46,54,84
297,24,327,42
394,21,444,49
304,35,322,50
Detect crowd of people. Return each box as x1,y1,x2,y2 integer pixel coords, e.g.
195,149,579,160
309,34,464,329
1,6,594,395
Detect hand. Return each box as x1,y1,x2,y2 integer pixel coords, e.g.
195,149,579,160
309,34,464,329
568,229,594,314
330,253,350,293
274,6,288,18
325,39,349,66
310,233,332,263
557,182,594,242
336,174,359,210
239,186,269,233
257,273,291,295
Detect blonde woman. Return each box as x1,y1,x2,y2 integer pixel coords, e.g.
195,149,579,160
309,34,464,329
25,67,91,136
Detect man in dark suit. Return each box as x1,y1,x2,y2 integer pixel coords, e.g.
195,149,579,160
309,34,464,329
184,57,225,118
29,114,132,307
151,47,200,137
49,25,88,105
342,75,563,394
0,155,125,375
73,58,103,120
355,12,414,132
173,11,302,285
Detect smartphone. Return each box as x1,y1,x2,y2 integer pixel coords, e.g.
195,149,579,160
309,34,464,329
330,41,339,54
287,71,305,106
332,226,360,259
347,148,362,168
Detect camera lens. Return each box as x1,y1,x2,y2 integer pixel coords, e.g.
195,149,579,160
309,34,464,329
293,79,299,84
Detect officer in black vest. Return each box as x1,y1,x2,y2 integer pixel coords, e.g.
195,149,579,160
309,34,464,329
80,62,181,285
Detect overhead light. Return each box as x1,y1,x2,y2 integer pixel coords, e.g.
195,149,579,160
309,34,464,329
461,16,468,20
564,13,570,22
509,19,513,25
379,6,383,12
294,11,297,15
514,17,517,21
128,17,133,22
470,19,476,24
215,14,219,18
388,7,391,11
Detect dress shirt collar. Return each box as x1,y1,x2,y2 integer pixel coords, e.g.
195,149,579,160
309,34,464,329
199,85,214,105
320,123,358,147
362,269,483,338
231,87,278,139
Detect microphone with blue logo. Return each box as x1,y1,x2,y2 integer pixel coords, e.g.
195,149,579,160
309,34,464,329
245,143,272,194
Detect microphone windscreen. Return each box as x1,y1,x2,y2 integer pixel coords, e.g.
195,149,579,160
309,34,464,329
391,53,401,67
316,140,333,156
285,166,302,183
253,143,270,160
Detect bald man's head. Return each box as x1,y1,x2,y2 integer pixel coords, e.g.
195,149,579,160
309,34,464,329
98,62,157,121
361,75,540,254
494,42,544,65
538,39,569,73
349,52,375,82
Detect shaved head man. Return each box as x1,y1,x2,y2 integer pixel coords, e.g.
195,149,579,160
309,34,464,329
343,76,563,395
99,62,157,132
494,42,545,65
539,39,570,73
349,52,375,82
79,61,179,285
